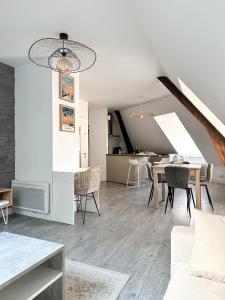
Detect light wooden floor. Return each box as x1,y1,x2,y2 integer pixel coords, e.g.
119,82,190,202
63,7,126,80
1,182,225,299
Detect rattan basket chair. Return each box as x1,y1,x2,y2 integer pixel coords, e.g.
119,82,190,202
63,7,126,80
74,167,101,224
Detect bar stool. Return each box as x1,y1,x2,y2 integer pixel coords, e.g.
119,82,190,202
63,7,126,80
127,159,147,188
0,200,9,225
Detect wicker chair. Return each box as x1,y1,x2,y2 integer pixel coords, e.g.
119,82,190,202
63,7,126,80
74,167,101,224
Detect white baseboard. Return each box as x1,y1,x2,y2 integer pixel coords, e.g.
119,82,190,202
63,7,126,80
212,178,225,185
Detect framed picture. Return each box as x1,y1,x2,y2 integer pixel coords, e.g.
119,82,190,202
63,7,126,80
59,105,75,132
59,74,74,102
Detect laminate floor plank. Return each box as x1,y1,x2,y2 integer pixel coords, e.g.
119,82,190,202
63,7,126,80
0,182,224,300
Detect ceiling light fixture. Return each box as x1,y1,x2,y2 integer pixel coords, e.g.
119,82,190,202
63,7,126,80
129,103,155,119
28,33,96,75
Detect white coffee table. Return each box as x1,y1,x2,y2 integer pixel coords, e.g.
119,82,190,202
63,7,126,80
0,232,64,299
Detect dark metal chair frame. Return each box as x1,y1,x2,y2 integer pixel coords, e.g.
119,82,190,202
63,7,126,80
164,166,195,217
76,192,100,224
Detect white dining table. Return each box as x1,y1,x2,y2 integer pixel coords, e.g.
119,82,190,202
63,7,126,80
152,163,202,209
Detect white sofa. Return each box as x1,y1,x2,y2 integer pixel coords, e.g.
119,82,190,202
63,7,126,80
163,226,225,300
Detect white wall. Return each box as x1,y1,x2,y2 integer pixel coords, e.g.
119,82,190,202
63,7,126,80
89,108,108,181
52,72,80,171
15,64,52,183
15,64,54,220
15,64,81,221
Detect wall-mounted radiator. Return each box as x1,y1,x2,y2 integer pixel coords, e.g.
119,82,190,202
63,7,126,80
12,180,50,213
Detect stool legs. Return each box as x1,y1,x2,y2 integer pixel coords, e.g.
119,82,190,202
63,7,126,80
127,164,146,188
127,165,131,186
137,165,140,188
1,207,8,225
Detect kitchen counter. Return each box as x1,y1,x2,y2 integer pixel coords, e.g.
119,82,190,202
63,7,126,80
106,154,149,184
106,153,154,156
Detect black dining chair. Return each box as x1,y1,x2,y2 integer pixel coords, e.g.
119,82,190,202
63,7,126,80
164,166,195,217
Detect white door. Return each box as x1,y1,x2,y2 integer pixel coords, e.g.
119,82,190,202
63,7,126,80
80,116,89,168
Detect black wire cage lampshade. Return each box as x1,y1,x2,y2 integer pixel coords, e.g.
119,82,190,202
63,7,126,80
28,33,96,75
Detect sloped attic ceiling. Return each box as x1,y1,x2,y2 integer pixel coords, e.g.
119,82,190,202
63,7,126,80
130,0,225,124
0,0,224,168
1,0,225,120
121,95,221,166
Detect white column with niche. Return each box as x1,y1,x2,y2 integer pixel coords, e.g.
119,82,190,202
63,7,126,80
15,65,96,225
52,71,79,225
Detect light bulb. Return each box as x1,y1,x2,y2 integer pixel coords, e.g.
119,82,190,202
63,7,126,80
56,57,72,75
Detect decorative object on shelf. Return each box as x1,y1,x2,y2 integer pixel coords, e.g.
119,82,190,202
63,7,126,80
28,33,96,75
59,74,74,102
129,103,155,119
60,104,75,132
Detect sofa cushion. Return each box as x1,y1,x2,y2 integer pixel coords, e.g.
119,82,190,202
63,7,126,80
164,263,225,300
171,226,194,277
190,209,225,283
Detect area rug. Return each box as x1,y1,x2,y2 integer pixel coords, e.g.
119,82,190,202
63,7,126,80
65,260,130,300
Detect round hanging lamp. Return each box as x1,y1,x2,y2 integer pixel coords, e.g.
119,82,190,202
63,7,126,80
129,112,155,119
28,33,96,75
129,103,155,119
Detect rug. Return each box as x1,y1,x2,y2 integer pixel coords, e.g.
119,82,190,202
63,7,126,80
65,260,130,300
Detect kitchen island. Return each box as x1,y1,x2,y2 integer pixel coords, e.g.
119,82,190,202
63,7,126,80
106,154,151,185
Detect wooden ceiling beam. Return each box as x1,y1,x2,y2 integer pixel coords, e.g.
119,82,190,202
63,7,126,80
158,76,225,165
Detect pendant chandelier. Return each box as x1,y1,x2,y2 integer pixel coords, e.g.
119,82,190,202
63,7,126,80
28,33,96,75
129,103,155,119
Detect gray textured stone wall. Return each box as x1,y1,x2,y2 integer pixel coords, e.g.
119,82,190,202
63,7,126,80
0,63,15,188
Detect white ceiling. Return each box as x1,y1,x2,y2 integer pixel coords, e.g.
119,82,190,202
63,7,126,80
130,0,225,123
0,0,169,109
1,0,225,120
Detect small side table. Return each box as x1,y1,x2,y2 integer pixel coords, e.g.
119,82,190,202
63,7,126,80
0,188,13,224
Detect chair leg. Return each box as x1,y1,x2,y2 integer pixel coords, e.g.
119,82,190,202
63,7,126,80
92,192,100,216
77,195,83,213
127,165,131,186
148,189,151,206
205,185,214,211
1,207,8,225
190,188,195,207
137,166,140,188
6,207,8,224
170,188,175,208
186,189,191,218
165,188,172,214
148,184,154,206
82,195,87,225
